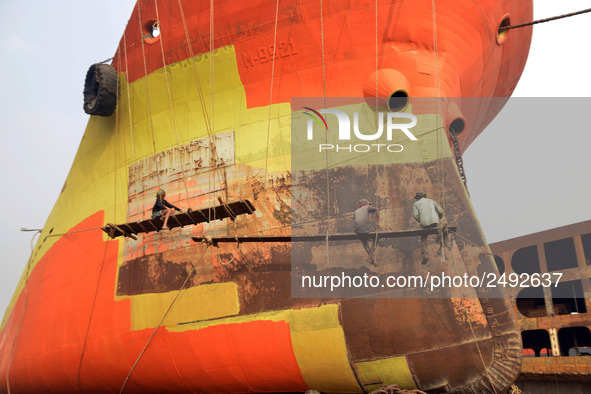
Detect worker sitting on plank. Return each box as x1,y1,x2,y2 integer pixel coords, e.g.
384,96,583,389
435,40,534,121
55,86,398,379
152,189,182,230
354,198,380,266
412,191,449,264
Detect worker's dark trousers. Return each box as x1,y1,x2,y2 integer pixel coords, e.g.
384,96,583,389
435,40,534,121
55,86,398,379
420,223,449,255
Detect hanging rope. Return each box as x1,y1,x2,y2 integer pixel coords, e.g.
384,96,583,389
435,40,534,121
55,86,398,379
77,240,112,390
375,0,378,106
114,45,123,227
44,226,106,238
430,0,445,212
448,243,500,394
119,244,211,393
137,1,171,224
320,0,331,268
175,0,227,225
136,2,163,196
78,48,126,385
430,5,496,390
116,44,131,174
447,229,492,256
80,36,127,387
499,7,591,31
461,297,499,394
5,285,30,394
122,33,136,159
372,0,381,265
208,0,229,223
263,0,280,189
153,0,193,208
320,0,326,102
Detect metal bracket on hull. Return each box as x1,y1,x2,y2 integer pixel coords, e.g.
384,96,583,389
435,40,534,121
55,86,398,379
102,200,256,239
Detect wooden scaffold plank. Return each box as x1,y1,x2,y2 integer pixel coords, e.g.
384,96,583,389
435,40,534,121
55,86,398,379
101,199,256,239
192,226,456,245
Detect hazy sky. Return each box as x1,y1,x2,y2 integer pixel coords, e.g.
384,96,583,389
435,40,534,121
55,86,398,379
0,1,590,316
465,2,591,242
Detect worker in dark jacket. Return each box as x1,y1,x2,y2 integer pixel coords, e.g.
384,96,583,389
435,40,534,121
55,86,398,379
152,189,182,230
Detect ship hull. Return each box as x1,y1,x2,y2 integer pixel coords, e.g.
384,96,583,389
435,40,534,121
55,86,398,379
0,0,532,392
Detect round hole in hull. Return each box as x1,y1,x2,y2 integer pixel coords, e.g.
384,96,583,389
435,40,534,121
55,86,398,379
387,90,409,112
449,118,465,135
143,19,161,44
497,15,511,45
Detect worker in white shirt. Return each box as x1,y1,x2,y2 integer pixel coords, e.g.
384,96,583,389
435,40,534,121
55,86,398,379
412,191,449,264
